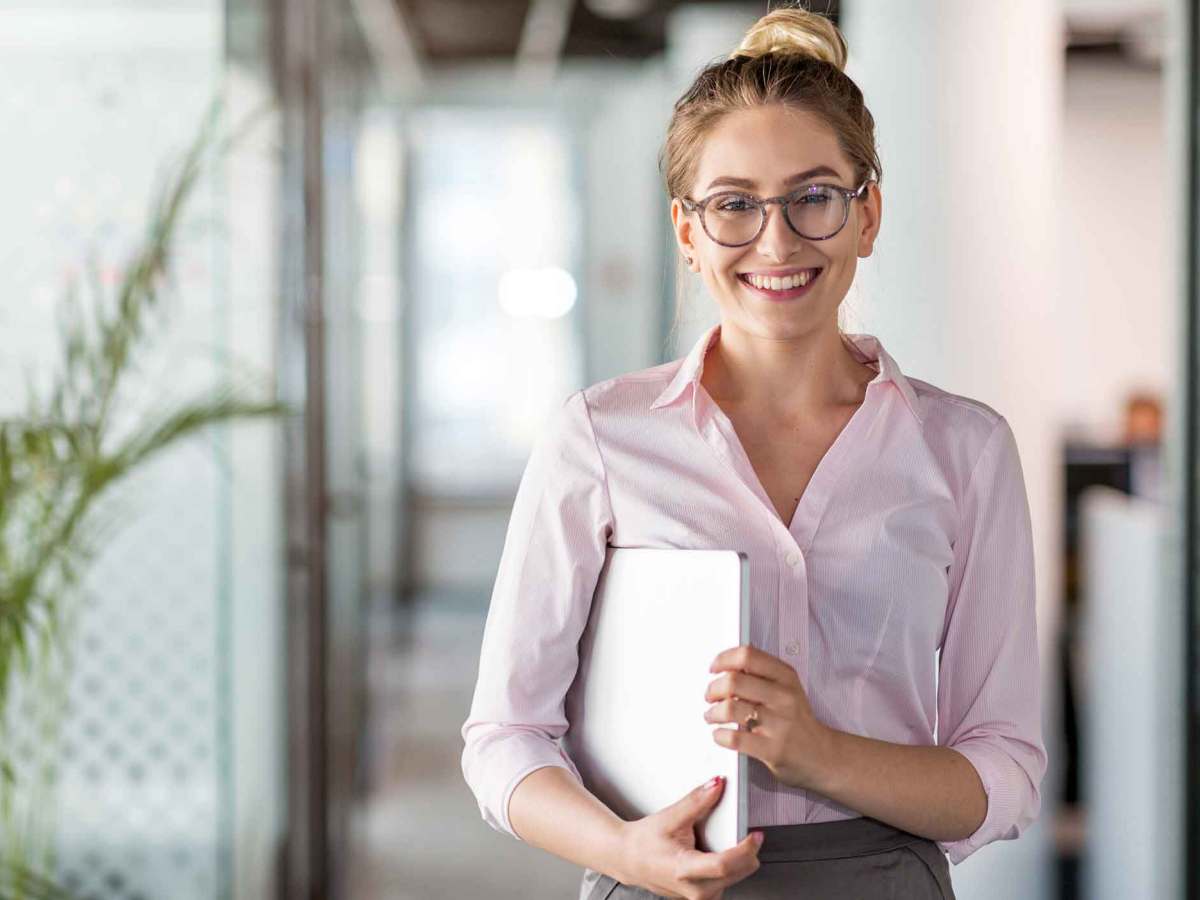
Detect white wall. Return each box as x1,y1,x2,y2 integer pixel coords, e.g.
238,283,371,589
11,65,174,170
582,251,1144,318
583,60,675,380
1058,53,1172,440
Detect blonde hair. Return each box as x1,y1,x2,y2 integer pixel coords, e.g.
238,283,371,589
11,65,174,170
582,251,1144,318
660,3,881,340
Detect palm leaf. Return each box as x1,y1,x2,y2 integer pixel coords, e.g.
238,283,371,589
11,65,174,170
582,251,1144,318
0,90,281,900
0,860,81,900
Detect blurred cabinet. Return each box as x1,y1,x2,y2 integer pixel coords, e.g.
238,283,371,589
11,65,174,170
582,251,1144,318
1079,486,1181,900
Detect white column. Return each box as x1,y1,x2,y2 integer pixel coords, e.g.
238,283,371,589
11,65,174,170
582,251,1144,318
842,3,1062,898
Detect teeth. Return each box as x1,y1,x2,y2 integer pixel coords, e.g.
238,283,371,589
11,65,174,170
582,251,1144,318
747,270,815,290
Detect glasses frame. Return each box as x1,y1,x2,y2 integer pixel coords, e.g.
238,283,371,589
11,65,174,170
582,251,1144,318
679,179,873,247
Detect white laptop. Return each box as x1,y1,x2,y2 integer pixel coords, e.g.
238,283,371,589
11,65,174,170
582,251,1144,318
561,546,750,853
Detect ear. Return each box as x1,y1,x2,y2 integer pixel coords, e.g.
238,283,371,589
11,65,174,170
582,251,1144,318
855,182,882,258
671,197,698,269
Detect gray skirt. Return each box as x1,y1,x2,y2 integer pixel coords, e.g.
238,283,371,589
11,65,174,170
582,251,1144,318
579,815,956,899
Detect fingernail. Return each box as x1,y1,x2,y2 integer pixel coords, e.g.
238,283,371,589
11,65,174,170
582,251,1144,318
751,831,764,845
704,775,722,790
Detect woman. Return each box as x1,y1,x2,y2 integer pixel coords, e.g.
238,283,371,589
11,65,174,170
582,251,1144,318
461,5,1046,898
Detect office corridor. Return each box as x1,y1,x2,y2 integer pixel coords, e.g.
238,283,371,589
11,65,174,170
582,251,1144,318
5,3,1190,897
347,595,584,900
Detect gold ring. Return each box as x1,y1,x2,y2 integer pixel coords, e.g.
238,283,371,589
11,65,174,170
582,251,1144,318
742,706,760,732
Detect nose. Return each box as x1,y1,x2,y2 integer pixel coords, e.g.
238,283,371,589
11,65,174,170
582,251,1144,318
754,200,802,262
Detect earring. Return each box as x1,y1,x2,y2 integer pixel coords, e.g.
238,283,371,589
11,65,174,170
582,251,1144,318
684,256,693,265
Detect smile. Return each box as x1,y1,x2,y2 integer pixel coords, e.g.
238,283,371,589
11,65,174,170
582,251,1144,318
737,268,823,300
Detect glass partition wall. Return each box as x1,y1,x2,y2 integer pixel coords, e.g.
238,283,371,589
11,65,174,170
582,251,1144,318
0,1,380,898
0,4,247,899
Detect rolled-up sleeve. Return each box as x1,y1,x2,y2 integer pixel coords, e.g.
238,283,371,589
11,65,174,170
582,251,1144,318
460,389,614,840
936,416,1047,865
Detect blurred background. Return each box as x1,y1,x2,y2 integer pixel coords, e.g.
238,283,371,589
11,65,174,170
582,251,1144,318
0,0,1195,898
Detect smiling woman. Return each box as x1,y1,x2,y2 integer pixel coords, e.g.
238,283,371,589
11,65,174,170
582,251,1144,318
668,102,881,361
460,4,1046,899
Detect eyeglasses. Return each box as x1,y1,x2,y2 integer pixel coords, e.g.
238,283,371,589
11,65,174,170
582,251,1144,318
679,180,873,247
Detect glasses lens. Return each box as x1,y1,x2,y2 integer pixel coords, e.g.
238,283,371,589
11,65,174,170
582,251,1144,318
703,192,763,246
786,185,846,239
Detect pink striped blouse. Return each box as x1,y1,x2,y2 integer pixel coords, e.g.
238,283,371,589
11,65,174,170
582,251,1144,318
460,321,1046,865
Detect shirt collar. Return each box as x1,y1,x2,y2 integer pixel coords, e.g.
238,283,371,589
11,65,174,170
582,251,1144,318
648,322,923,425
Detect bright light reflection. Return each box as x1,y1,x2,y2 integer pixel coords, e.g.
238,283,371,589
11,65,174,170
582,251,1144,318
497,266,576,319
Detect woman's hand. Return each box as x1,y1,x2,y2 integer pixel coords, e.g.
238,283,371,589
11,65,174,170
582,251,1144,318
617,776,763,900
705,644,836,791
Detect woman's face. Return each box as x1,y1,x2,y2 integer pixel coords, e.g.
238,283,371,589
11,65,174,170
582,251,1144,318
670,104,881,338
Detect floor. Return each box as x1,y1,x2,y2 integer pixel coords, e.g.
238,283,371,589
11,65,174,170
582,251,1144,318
346,593,586,900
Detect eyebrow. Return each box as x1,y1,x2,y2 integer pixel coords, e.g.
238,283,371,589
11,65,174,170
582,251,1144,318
705,166,843,192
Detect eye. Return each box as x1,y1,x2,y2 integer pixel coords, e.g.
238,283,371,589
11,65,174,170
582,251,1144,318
794,186,835,205
714,194,755,212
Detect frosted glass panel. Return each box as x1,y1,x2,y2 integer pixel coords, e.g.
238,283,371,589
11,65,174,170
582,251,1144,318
0,5,240,899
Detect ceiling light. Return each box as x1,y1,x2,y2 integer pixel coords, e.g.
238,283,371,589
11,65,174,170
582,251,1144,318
583,0,655,21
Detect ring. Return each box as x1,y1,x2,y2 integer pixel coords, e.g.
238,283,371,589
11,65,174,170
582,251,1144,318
742,705,760,732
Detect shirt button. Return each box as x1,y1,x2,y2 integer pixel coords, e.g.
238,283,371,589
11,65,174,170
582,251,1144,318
784,641,801,656
785,551,800,566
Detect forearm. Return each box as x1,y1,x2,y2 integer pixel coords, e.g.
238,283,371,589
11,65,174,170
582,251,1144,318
507,765,631,880
811,727,987,843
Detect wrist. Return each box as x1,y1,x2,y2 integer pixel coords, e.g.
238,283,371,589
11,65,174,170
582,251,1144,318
810,724,845,796
606,818,637,885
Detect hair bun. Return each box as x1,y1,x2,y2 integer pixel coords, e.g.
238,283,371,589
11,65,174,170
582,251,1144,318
728,6,847,71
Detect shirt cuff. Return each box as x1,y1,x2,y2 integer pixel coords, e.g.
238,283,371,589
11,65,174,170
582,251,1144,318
936,739,1030,864
464,728,584,840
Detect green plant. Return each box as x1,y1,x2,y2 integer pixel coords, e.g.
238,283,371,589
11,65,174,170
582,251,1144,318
0,96,286,898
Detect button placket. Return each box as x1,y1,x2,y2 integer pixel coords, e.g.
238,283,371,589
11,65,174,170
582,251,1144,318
779,541,807,665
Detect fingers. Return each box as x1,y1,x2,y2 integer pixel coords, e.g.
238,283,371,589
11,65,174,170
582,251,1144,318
674,831,764,884
710,644,794,681
704,696,762,729
705,670,785,707
663,775,725,829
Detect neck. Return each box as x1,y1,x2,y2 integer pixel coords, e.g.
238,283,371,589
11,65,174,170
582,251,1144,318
700,319,875,417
